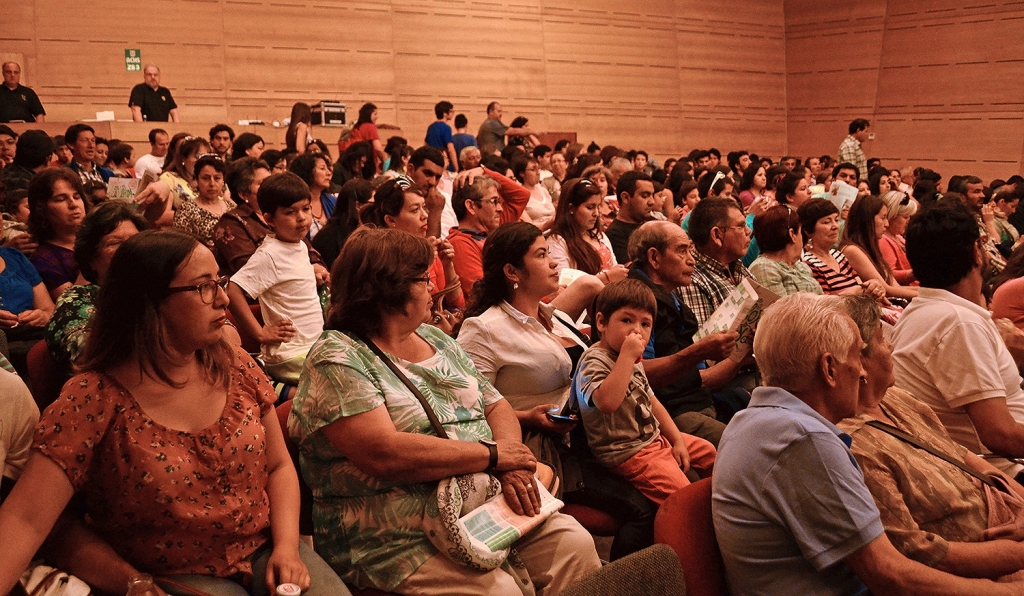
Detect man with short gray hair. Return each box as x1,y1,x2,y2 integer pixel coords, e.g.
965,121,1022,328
714,292,1024,595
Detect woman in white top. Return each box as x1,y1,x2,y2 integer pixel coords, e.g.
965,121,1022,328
458,222,658,560
546,178,629,282
513,156,555,231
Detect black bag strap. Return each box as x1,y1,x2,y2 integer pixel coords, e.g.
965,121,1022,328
551,311,591,347
358,332,448,440
865,419,1000,490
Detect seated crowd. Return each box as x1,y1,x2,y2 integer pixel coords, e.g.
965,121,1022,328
2,107,1024,596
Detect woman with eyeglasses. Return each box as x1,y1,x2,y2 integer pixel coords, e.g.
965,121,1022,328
546,178,629,283
362,177,464,329
878,190,918,286
0,230,350,596
749,205,822,297
841,194,919,302
288,226,599,595
173,154,236,250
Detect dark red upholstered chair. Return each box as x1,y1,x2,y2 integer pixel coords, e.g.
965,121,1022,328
654,477,729,596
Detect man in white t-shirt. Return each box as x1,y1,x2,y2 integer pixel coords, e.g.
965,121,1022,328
227,172,324,385
892,201,1024,477
133,128,170,179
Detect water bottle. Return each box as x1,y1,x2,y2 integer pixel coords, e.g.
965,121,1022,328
126,574,162,596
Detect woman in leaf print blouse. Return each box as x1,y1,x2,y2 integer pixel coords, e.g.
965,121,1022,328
288,227,600,595
0,230,348,596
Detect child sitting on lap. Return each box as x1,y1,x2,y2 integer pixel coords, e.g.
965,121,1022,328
228,172,324,384
571,278,716,504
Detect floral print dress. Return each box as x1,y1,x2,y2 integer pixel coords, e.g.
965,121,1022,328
288,325,504,591
33,348,276,579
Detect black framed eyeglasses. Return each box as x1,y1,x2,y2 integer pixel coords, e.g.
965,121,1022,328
166,275,230,304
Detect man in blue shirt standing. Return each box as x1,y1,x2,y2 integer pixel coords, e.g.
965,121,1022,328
425,101,457,172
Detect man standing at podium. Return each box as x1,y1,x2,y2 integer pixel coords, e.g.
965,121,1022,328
129,64,179,123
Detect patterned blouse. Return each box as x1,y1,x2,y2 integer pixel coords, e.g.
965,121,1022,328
802,248,862,294
288,325,503,591
44,284,99,376
749,256,823,297
838,388,988,566
33,349,276,579
173,197,236,250
159,171,197,204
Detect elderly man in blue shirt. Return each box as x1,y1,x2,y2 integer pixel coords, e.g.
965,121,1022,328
713,292,1024,595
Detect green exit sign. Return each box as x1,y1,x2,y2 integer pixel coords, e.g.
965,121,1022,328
125,49,141,72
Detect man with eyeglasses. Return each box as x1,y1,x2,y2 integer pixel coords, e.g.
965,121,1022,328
129,64,179,123
677,197,758,419
447,166,531,296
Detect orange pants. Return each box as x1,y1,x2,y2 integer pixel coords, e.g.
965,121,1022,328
611,434,717,505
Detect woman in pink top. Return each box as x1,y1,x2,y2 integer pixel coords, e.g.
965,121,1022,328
737,164,767,209
992,248,1024,329
0,230,348,596
877,190,918,286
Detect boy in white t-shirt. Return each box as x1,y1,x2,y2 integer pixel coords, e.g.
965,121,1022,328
227,172,324,384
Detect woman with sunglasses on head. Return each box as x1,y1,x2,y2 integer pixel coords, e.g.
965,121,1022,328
546,178,628,283
0,230,349,596
363,177,464,329
749,205,822,297
878,190,918,286
160,136,211,206
173,154,236,250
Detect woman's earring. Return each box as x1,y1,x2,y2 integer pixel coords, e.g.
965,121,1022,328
513,282,519,290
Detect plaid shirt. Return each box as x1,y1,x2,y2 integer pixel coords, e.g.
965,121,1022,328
676,248,755,326
838,135,867,180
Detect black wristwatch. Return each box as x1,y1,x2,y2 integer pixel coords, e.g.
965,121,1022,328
479,439,498,472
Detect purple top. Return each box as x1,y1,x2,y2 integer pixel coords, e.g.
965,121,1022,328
29,242,78,292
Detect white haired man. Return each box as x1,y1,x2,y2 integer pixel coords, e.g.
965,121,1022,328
713,292,1024,595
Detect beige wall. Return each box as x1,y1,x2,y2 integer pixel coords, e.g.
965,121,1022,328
3,0,787,162
785,0,1024,181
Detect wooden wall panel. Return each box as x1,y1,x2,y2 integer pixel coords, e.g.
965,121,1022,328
786,0,1024,180
3,0,787,164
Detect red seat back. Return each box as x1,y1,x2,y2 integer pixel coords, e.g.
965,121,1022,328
654,478,728,596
